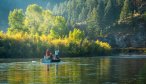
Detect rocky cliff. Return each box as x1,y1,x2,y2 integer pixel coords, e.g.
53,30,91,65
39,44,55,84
103,15,146,48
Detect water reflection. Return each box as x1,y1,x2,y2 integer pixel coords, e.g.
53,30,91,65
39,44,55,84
0,57,146,84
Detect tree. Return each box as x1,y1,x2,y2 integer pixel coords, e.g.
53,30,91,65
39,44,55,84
78,7,87,21
97,0,105,35
86,0,98,9
90,7,98,22
119,0,130,21
104,0,116,25
50,16,69,38
69,28,85,42
24,4,43,34
117,0,124,7
40,10,54,35
97,0,104,23
8,9,24,33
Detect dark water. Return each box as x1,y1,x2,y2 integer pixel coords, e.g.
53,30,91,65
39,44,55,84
0,56,146,84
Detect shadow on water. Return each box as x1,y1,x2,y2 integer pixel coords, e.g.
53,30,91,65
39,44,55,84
0,56,146,84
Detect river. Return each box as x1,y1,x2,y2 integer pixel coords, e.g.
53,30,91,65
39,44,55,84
0,56,146,84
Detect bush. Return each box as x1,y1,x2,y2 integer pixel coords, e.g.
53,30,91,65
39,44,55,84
0,31,112,58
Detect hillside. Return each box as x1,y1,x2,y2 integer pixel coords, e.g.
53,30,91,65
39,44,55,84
51,0,146,48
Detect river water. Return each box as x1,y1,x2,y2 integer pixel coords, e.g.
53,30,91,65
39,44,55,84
0,56,146,84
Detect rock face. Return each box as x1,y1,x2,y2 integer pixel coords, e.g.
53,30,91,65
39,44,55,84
103,23,146,48
101,33,146,48
113,33,146,48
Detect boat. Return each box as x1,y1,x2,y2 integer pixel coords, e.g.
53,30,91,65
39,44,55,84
41,58,61,63
51,59,61,62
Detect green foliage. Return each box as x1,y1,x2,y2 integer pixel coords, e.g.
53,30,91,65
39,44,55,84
1,0,145,57
88,7,98,22
4,3,113,58
144,12,146,21
51,0,143,40
69,28,85,42
8,9,25,33
97,0,104,23
50,16,69,38
78,7,87,21
0,31,111,58
8,4,69,38
26,4,43,15
103,0,117,25
40,10,53,35
24,4,43,34
119,0,130,21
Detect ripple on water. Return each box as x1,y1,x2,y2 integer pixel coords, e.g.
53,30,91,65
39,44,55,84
103,82,118,84
0,63,10,71
77,64,94,66
87,73,97,76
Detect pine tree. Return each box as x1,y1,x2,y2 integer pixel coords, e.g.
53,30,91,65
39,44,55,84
97,0,104,24
104,0,116,25
119,0,130,21
90,7,98,22
78,7,87,21
86,7,92,21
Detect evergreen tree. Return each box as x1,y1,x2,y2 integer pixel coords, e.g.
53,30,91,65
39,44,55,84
119,0,130,21
97,0,105,34
117,0,124,7
87,7,92,21
78,7,87,21
52,4,59,15
97,0,104,24
88,7,98,22
104,0,116,25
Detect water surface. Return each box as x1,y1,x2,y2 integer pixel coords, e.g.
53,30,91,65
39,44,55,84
0,56,146,84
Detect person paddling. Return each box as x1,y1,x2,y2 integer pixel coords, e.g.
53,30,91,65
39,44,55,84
55,49,60,60
44,49,52,60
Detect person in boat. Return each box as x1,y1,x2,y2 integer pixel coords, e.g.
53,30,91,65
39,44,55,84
55,48,60,60
44,49,52,60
